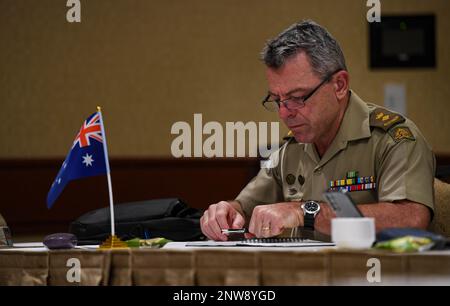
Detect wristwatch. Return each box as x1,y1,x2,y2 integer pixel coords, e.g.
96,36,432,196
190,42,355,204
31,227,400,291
301,200,321,230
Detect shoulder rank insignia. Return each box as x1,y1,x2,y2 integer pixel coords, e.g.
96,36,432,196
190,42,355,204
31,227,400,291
388,126,415,143
370,108,405,131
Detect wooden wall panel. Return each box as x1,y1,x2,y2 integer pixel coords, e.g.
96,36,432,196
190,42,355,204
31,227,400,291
0,158,259,234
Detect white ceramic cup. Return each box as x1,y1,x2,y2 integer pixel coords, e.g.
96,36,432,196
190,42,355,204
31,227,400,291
331,218,375,249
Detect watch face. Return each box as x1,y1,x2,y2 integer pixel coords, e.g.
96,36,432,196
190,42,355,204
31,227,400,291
304,201,319,214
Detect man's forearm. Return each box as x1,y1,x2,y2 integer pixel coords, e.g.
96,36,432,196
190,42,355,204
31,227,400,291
358,201,431,231
315,200,431,235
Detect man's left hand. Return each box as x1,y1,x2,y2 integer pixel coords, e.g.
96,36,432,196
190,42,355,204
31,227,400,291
248,202,304,238
314,202,336,235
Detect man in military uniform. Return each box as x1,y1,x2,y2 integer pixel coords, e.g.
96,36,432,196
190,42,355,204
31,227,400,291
200,20,435,241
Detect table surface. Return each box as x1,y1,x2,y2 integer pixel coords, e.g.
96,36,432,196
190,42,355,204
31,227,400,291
1,242,450,286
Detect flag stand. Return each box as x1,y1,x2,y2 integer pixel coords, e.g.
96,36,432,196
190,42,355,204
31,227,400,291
99,234,128,249
96,106,128,250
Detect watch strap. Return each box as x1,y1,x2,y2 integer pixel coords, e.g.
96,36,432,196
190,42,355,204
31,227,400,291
304,213,315,230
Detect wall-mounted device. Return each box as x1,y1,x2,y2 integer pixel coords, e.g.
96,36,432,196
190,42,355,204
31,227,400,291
369,15,436,68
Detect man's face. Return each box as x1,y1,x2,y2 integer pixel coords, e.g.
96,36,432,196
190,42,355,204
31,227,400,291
266,52,340,144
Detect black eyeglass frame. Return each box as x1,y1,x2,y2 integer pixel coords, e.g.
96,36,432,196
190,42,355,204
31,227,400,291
261,69,342,112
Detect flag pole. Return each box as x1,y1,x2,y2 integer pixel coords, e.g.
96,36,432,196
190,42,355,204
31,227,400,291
97,106,127,249
96,106,115,236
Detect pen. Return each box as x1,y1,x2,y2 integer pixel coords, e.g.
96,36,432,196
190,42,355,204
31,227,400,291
221,228,249,234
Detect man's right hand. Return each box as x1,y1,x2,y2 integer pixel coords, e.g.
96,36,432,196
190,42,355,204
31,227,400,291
200,201,246,241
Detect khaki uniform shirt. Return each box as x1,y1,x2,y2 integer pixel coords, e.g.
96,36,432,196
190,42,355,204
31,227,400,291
0,213,6,227
236,91,435,220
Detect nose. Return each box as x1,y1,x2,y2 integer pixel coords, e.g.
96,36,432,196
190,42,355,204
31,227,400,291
278,102,295,121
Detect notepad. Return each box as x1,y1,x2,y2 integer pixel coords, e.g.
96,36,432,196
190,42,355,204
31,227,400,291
186,238,335,247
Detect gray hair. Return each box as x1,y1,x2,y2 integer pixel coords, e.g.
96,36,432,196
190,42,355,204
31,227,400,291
261,20,347,78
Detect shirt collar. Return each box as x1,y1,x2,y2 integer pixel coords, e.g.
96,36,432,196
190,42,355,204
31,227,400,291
335,90,371,143
304,90,372,165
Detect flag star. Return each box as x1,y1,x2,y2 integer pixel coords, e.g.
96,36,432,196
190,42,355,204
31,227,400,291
82,154,94,167
57,178,61,184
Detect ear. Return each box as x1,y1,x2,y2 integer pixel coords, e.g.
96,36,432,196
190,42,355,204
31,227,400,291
333,70,349,100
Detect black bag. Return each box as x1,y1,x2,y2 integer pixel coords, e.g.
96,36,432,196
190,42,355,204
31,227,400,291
69,198,204,244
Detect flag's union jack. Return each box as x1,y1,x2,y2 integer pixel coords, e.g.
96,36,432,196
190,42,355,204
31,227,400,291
73,113,103,148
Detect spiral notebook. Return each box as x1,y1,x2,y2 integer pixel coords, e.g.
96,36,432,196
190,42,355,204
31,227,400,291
186,237,335,247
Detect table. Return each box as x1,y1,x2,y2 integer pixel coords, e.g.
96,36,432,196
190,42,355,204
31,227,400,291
1,242,449,285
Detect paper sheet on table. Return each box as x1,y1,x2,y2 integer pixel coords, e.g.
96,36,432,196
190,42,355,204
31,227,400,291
186,239,335,247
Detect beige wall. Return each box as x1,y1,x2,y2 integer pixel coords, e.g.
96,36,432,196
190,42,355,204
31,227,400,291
1,0,449,158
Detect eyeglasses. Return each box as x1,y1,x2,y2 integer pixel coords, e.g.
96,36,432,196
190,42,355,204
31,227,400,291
262,69,341,112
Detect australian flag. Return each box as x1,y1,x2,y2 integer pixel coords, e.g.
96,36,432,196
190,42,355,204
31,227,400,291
47,112,108,208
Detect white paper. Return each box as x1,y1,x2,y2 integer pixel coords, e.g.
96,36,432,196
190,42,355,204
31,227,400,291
185,239,335,248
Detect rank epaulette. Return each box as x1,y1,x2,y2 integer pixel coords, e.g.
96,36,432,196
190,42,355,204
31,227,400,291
369,108,405,132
